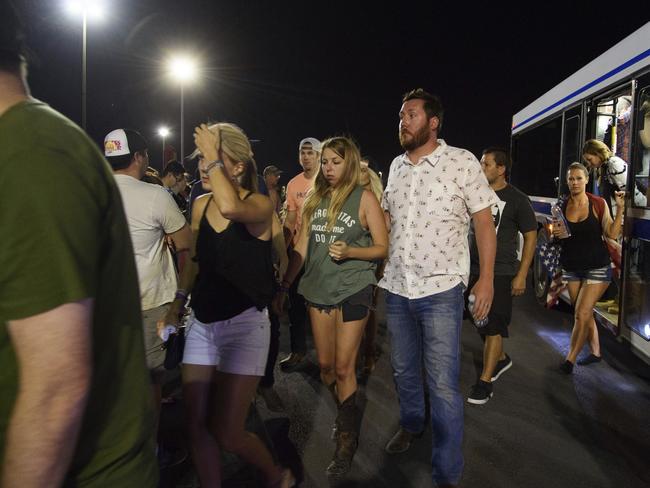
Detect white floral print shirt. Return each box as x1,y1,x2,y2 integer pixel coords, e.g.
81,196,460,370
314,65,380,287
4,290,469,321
379,140,498,299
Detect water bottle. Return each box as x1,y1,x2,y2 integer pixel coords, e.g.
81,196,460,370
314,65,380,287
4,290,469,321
468,294,488,328
551,204,571,239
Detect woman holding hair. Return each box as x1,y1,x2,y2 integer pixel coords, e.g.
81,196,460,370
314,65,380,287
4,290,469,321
161,123,294,487
276,137,388,476
553,162,624,374
582,138,646,208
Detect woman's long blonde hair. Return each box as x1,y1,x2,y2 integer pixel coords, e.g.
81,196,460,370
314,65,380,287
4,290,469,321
363,167,383,203
302,137,361,231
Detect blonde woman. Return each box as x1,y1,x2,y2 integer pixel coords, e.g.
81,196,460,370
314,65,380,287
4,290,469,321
162,123,294,487
582,138,646,208
553,163,624,374
276,137,388,476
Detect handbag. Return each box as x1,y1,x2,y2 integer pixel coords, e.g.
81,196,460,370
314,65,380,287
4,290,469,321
163,327,185,370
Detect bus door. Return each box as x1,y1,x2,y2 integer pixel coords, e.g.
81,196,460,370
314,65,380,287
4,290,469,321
622,75,650,342
585,87,634,333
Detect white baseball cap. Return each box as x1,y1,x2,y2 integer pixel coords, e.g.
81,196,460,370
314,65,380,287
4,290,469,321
104,129,148,157
298,137,321,152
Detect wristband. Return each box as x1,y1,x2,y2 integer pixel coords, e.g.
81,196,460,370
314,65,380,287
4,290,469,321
174,289,188,301
205,159,224,174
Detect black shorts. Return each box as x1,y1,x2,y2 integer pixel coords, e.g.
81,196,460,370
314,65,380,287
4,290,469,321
307,285,373,322
466,275,513,338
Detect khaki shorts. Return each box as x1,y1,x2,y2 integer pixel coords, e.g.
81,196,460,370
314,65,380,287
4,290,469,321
142,303,171,384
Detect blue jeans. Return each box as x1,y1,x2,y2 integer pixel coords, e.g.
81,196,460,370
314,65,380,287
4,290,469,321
385,284,465,485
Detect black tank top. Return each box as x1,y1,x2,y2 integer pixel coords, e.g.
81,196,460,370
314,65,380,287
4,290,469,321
190,195,274,322
560,198,610,272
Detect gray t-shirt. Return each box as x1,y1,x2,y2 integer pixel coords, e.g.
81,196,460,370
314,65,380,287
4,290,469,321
470,184,537,276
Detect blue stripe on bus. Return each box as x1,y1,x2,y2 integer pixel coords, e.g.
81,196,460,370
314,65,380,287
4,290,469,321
532,200,552,215
513,48,650,131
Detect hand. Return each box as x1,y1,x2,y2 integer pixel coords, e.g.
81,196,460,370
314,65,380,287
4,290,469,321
550,218,564,238
272,291,287,316
470,277,494,322
614,191,625,209
156,303,183,339
165,235,176,253
193,123,220,162
511,274,526,296
328,241,350,261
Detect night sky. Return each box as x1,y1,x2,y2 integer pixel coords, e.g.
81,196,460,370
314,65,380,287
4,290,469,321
18,1,648,180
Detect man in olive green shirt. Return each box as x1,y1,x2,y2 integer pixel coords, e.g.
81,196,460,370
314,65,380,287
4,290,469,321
0,4,157,487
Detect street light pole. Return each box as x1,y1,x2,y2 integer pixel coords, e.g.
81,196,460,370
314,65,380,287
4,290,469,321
82,9,87,130
158,126,170,172
180,84,184,166
167,54,197,167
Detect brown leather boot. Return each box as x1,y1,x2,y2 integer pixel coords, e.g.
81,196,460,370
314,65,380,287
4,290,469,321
327,382,340,441
325,392,359,476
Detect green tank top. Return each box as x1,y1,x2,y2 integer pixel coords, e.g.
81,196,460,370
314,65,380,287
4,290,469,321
298,185,376,305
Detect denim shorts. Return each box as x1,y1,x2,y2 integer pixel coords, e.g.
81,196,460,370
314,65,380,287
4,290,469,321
183,307,270,376
562,265,612,284
306,285,374,322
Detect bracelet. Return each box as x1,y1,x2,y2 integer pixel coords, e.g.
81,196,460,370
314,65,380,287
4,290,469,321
174,289,188,301
205,159,224,174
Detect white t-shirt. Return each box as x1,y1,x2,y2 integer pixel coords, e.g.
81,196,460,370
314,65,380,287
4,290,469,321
114,175,187,310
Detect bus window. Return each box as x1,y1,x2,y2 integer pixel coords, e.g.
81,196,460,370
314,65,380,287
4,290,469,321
559,107,581,195
511,116,561,198
635,87,650,206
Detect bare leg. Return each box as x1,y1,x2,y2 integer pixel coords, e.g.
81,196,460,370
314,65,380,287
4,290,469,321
182,364,221,488
334,310,368,402
587,316,601,356
309,307,337,387
210,371,283,485
479,334,502,383
566,282,609,364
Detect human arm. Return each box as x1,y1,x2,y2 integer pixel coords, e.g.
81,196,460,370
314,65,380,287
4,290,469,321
283,209,298,246
272,217,309,313
470,207,496,320
604,191,625,239
3,299,93,488
167,223,192,274
194,124,273,223
512,230,537,296
158,195,205,331
272,212,288,279
328,190,388,261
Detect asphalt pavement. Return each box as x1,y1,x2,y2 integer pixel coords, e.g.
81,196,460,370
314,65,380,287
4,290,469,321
159,281,650,488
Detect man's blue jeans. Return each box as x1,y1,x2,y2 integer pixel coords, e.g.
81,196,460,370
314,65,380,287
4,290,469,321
385,284,465,485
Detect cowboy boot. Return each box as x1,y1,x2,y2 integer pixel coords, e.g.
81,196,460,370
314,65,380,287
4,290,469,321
326,382,340,441
325,392,359,476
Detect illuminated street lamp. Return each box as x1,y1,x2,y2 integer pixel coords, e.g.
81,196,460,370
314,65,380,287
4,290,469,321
64,1,105,130
167,55,198,165
158,126,170,170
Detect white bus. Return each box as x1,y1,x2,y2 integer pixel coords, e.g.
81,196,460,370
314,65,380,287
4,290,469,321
511,22,650,362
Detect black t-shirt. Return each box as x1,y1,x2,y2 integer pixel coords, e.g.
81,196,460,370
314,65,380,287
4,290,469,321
470,184,537,276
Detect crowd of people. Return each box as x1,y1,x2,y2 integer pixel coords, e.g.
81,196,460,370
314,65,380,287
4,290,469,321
0,4,629,488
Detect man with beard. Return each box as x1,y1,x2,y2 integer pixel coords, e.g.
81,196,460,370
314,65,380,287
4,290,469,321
279,137,321,372
381,89,497,488
467,148,537,405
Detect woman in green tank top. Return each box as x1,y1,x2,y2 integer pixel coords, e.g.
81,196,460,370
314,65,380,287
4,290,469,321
276,137,388,477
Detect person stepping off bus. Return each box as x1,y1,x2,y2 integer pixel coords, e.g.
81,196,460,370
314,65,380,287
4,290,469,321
467,148,537,405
